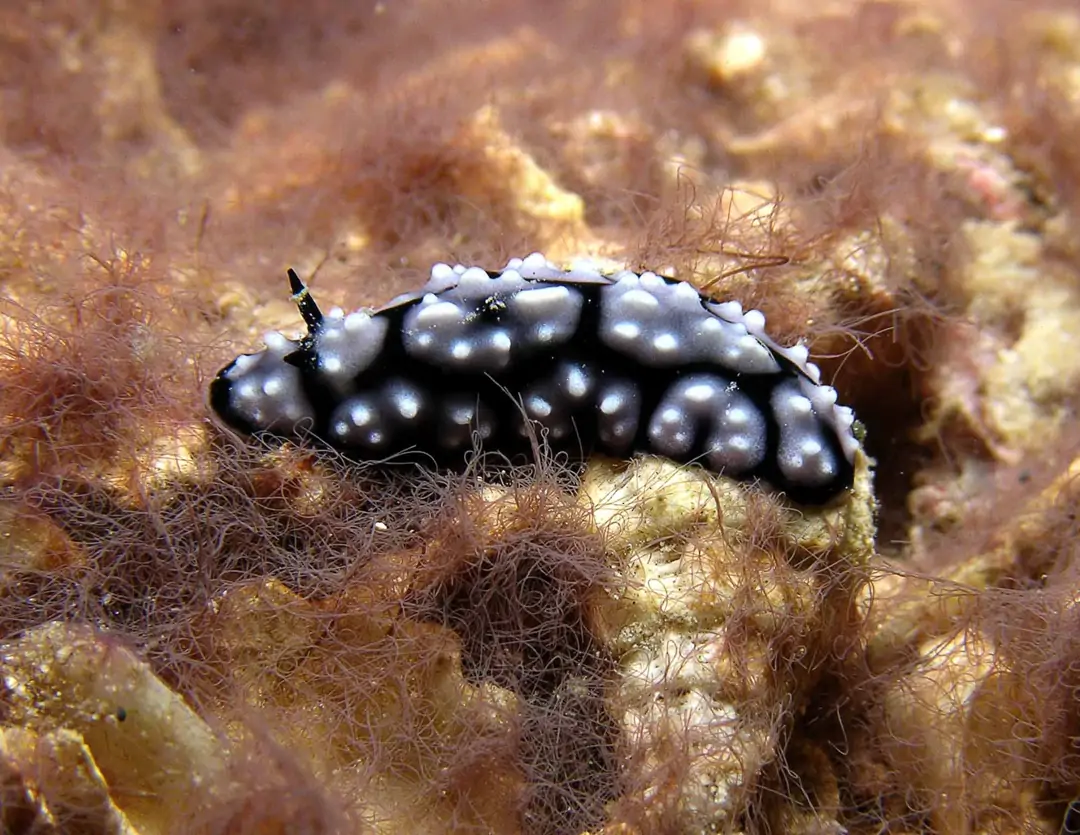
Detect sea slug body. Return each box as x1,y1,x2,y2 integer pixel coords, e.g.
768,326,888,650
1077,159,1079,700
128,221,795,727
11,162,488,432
209,253,861,504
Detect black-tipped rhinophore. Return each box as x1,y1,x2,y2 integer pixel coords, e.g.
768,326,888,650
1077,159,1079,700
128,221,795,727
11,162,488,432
288,268,324,332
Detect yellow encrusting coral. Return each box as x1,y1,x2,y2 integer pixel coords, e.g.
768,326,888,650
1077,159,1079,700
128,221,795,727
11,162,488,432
583,453,874,831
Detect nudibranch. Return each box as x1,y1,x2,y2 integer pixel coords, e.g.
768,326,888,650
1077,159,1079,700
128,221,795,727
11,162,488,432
209,253,861,504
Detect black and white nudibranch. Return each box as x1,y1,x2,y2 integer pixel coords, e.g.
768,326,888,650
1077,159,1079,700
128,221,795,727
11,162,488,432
209,253,861,504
